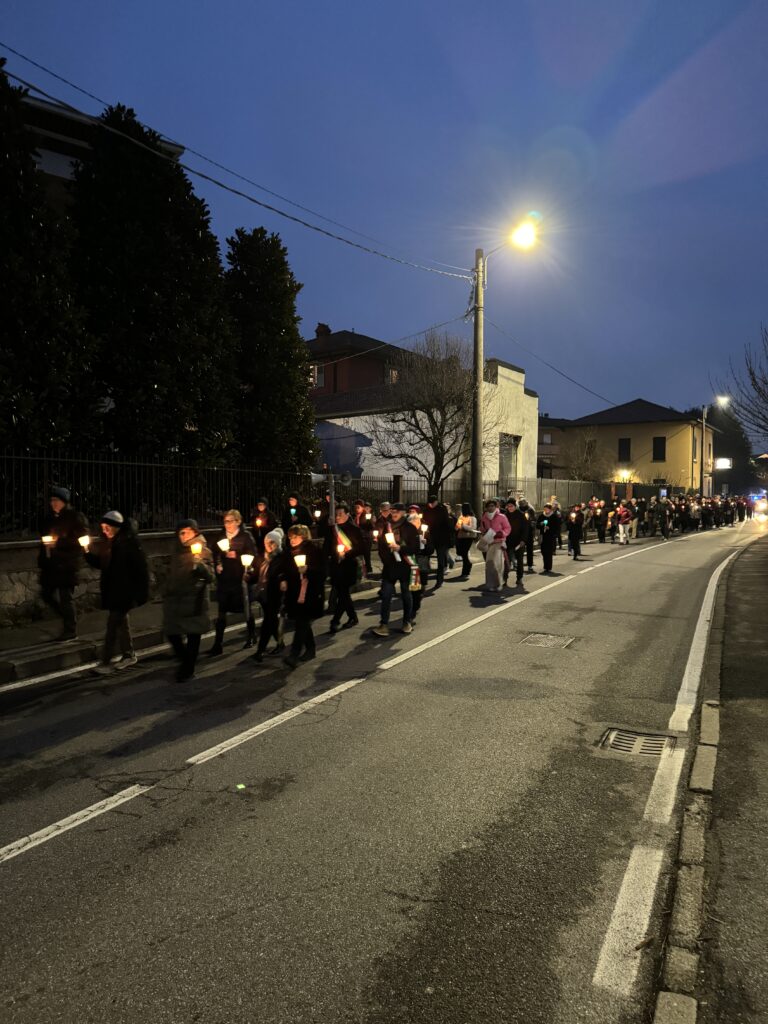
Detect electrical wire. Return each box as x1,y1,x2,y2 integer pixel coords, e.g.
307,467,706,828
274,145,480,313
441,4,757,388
1,44,472,279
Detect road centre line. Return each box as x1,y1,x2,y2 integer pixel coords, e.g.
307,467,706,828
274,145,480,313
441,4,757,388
592,845,664,996
0,784,154,865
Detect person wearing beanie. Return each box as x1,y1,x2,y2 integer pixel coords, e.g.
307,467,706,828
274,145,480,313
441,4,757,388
251,529,289,662
37,487,89,641
162,521,214,682
207,510,258,656
251,498,278,555
281,492,313,533
85,512,150,674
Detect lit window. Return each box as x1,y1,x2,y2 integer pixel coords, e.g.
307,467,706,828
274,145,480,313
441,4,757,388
388,367,399,384
311,364,325,388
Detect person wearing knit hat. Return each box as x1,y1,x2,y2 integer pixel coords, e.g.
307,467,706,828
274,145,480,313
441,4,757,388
162,521,214,682
280,492,313,533
38,486,89,641
85,512,149,675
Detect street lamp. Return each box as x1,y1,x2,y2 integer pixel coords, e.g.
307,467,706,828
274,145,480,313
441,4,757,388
700,396,729,497
471,215,540,517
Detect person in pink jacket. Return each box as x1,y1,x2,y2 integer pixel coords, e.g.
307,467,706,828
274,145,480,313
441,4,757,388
615,500,632,546
479,498,511,592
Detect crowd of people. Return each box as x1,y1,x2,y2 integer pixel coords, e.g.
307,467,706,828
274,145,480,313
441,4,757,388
35,487,760,682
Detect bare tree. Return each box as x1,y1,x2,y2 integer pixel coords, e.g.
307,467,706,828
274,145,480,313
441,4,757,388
558,428,613,481
363,332,504,491
727,326,768,446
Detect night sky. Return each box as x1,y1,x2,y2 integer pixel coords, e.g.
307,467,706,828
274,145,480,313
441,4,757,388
4,1,767,418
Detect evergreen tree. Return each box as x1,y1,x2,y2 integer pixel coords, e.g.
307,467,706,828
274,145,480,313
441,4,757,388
224,227,317,469
71,104,234,458
0,61,90,448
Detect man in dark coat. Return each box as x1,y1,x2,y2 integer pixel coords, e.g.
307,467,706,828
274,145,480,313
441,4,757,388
422,495,452,589
537,503,561,574
324,502,365,633
85,511,149,674
566,505,585,559
518,498,537,572
251,498,278,555
38,487,89,640
282,525,326,668
208,510,258,655
281,492,313,532
372,504,420,636
503,498,529,586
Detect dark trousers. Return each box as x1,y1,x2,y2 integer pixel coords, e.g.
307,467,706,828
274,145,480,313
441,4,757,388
103,609,133,662
330,584,355,625
504,546,525,582
455,538,473,575
167,633,201,678
290,614,315,657
525,535,535,568
435,546,449,585
569,534,581,558
596,524,606,543
380,577,413,625
257,600,282,654
541,538,557,572
40,582,76,634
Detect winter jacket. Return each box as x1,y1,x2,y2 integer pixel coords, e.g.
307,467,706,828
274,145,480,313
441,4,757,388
212,525,257,614
503,509,529,549
324,518,365,588
38,505,89,588
162,533,214,635
85,524,149,613
251,508,278,554
566,510,585,537
283,540,325,620
480,509,511,547
377,519,420,583
422,502,453,548
281,503,313,533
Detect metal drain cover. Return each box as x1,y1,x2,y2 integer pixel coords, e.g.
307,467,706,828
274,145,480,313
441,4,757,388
520,633,575,649
600,729,676,757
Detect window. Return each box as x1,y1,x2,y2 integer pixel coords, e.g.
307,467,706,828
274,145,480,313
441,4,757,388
311,364,325,388
652,436,666,462
388,367,399,384
617,437,631,462
541,432,552,445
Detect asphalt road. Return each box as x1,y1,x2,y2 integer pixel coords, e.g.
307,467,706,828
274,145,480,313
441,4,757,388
0,522,761,1024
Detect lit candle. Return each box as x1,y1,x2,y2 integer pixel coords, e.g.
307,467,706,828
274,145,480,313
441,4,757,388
365,513,372,520
217,538,230,552
385,532,396,547
255,518,262,527
190,542,203,557
78,535,90,549
420,524,428,534
373,529,379,539
240,553,254,568
42,535,54,545
290,508,296,516
294,553,306,570
314,509,321,519
570,513,576,521
336,543,345,556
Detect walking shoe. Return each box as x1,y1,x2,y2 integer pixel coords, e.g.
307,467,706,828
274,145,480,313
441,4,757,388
516,577,524,587
329,621,341,634
299,650,316,662
345,615,359,628
206,643,223,658
401,622,413,634
115,653,138,671
372,623,390,638
282,654,299,669
93,663,116,676
251,651,264,663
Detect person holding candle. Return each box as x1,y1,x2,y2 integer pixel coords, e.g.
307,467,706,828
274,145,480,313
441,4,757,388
406,509,431,624
251,529,289,662
162,519,214,682
37,487,89,641
566,504,585,560
537,503,561,574
479,498,511,592
85,511,149,674
324,502,365,634
422,495,453,589
518,498,537,573
454,502,478,578
281,525,325,668
208,510,257,656
372,503,420,637
281,492,313,533
251,498,277,555
502,498,529,586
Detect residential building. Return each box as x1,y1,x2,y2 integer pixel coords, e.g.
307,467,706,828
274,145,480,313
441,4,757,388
307,327,539,485
538,399,717,494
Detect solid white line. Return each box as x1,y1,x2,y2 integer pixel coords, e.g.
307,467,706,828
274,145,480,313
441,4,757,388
592,844,665,996
643,747,687,825
186,678,366,765
667,549,739,733
0,784,154,865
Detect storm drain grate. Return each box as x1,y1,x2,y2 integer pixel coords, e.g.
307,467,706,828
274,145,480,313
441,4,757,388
520,632,575,649
600,729,676,758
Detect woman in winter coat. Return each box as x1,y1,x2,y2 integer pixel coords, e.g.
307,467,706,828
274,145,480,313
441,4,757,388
85,510,150,675
251,498,278,555
479,499,511,592
208,509,257,656
566,505,584,560
281,524,325,669
251,529,289,662
454,503,478,577
537,503,561,573
162,519,214,682
615,501,632,546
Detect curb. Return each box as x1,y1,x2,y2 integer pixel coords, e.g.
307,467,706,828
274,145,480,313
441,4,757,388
652,542,741,1023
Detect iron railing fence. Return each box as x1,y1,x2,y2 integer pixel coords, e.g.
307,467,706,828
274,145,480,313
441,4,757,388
1,449,633,539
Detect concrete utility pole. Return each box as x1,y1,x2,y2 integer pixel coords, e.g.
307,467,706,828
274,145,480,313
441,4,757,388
471,248,485,518
700,406,707,497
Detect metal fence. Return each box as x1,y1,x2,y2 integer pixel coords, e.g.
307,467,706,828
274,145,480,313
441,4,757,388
0,449,626,538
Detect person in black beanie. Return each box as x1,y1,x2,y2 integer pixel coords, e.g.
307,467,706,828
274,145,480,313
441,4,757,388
38,487,89,641
281,492,313,532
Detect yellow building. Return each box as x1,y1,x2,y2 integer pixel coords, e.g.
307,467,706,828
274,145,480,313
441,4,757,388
538,399,717,494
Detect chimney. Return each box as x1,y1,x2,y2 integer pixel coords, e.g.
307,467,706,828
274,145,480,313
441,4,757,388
315,323,331,338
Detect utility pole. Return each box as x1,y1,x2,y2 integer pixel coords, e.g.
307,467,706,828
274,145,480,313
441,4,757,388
700,405,707,497
471,248,485,517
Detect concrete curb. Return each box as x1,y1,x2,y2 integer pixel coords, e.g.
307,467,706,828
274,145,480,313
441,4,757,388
652,542,745,1024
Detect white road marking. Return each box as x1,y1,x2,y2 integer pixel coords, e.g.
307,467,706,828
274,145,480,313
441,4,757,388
643,747,687,824
0,784,154,865
187,678,366,765
667,549,739,732
592,844,665,996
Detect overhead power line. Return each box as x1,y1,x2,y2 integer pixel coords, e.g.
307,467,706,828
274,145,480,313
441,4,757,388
0,43,472,280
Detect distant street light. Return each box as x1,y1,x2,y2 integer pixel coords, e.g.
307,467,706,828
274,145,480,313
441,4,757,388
701,396,729,496
471,216,540,516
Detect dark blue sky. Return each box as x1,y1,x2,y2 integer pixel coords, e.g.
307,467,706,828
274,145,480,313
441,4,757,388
5,1,767,417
